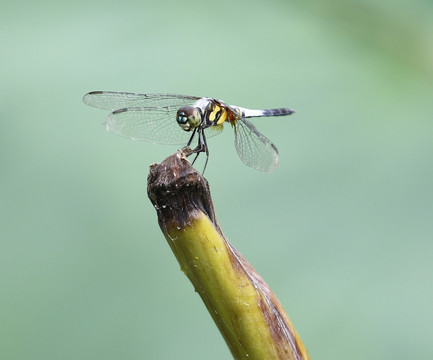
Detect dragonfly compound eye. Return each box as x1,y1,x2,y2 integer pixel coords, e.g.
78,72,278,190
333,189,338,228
177,106,201,131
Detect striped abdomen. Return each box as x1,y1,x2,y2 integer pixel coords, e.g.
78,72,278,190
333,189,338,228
195,98,295,128
240,107,295,118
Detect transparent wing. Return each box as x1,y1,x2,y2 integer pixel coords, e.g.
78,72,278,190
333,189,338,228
204,124,224,138
106,107,193,144
106,107,223,145
234,119,279,172
84,91,223,145
83,91,201,111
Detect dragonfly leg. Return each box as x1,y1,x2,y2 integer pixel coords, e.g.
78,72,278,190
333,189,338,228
191,151,200,166
202,130,209,174
190,128,209,173
186,128,197,147
191,128,205,165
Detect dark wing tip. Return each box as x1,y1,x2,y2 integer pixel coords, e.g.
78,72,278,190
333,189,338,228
112,108,128,115
83,91,103,105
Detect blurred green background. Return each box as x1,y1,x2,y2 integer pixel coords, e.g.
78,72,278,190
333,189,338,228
1,0,432,359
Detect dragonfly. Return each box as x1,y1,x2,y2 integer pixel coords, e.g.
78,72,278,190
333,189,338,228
83,91,295,172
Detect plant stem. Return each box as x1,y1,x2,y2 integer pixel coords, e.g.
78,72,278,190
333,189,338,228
147,149,310,360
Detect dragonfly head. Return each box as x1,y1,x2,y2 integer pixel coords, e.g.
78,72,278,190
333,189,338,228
176,106,201,131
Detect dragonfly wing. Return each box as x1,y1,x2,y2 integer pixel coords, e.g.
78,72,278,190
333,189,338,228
106,106,192,145
83,91,200,110
234,119,279,172
204,124,224,138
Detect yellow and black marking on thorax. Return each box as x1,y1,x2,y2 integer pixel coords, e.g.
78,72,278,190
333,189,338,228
199,99,243,130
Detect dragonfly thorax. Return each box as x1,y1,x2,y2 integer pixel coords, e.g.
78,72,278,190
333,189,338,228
176,106,202,131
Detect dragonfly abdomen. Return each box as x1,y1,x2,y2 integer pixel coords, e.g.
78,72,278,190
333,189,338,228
262,108,295,116
241,107,295,118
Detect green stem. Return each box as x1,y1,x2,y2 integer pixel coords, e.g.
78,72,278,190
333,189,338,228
147,149,310,360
